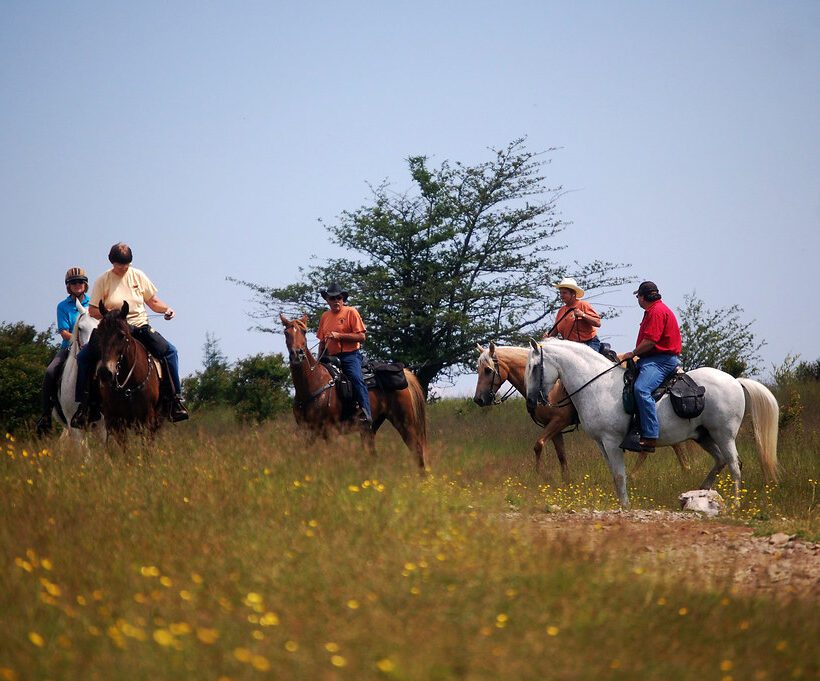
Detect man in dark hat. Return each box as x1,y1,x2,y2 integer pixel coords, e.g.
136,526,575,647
621,281,682,452
317,282,372,426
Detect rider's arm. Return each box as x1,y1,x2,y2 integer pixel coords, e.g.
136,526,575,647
146,295,175,320
59,329,72,342
624,338,656,360
89,305,103,320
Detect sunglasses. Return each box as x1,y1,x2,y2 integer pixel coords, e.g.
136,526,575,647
68,279,87,285
327,295,343,301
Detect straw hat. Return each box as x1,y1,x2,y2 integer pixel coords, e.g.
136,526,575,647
553,277,585,298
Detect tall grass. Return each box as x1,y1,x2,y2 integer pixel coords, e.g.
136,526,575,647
1,395,817,680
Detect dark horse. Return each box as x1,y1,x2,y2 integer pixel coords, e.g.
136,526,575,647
95,301,162,445
281,314,429,470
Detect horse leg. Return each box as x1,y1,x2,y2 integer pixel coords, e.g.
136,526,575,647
597,438,629,508
671,442,691,471
551,432,570,484
693,430,726,491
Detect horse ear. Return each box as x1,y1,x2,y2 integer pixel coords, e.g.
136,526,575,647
75,298,85,313
489,341,496,355
529,337,540,350
99,301,108,316
279,312,289,325
120,301,129,318
476,343,485,354
300,314,308,325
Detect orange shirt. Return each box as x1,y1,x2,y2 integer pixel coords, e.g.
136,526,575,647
553,300,599,342
317,305,366,355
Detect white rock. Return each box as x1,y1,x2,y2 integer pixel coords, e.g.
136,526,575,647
678,489,725,517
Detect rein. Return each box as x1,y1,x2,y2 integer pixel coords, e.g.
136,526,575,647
537,345,625,408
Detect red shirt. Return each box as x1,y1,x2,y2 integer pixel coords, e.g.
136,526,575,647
636,299,682,355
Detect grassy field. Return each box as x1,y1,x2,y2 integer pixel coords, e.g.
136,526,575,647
1,388,817,681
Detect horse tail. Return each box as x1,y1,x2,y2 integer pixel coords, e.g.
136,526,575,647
737,378,779,482
404,370,428,449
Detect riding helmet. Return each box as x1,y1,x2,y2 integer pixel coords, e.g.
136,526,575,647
65,267,88,285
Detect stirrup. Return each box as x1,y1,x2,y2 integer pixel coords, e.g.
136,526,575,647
170,397,189,423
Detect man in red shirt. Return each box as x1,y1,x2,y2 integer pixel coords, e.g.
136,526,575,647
317,282,372,426
621,281,682,452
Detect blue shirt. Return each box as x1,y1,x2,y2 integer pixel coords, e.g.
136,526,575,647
56,294,91,349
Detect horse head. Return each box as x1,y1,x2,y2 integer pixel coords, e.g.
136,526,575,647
72,297,99,348
280,313,310,367
96,301,133,384
525,338,558,413
473,341,505,406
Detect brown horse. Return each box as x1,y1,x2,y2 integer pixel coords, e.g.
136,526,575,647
95,301,163,446
474,342,690,480
281,314,429,470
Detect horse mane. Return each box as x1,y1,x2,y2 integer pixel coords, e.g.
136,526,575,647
478,345,530,372
540,337,619,370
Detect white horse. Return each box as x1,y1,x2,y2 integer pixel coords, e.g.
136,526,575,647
55,298,100,440
524,337,778,507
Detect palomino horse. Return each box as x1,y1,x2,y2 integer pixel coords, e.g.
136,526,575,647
525,338,778,507
280,314,429,470
474,342,690,481
55,298,100,440
95,301,163,446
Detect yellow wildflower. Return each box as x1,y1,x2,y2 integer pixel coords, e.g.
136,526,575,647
28,632,45,647
251,656,270,671
153,629,174,647
376,658,395,673
196,628,219,644
233,647,252,662
330,655,347,667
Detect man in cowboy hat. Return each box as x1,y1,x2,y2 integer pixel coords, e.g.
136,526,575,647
317,282,372,426
36,267,92,435
544,277,602,351
621,281,682,452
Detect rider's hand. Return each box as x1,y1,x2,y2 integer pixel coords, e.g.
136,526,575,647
164,308,175,320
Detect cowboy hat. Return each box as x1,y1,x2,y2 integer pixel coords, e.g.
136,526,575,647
320,282,349,302
553,277,585,298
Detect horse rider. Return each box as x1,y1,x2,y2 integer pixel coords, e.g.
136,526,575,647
71,242,189,427
620,281,682,452
316,282,372,427
36,267,92,436
544,277,602,352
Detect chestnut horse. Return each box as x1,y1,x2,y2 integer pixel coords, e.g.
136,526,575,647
281,314,429,470
95,301,163,446
474,342,690,480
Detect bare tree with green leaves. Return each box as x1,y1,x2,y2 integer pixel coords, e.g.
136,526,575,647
677,292,765,376
231,139,631,394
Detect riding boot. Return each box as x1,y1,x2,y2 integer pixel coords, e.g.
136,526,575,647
160,358,189,422
71,377,102,429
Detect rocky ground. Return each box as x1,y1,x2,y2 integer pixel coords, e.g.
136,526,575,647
515,509,819,600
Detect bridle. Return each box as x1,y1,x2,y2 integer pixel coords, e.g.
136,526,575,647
484,354,516,404
107,333,156,400
284,321,336,410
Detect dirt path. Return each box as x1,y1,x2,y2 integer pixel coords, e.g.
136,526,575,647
516,510,819,600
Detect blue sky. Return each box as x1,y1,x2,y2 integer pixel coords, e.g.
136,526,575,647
2,2,818,394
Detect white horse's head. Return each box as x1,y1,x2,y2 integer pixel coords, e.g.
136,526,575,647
525,338,559,412
73,298,98,349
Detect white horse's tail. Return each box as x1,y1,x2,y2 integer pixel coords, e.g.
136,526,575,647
737,378,779,482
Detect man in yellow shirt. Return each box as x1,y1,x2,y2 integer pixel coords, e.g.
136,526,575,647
72,243,188,426
316,282,371,426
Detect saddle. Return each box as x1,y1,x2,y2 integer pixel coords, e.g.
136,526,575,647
622,363,706,419
620,361,707,452
363,360,408,391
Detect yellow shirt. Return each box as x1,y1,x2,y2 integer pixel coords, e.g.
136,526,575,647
89,267,157,327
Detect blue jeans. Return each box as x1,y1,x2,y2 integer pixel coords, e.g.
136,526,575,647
335,350,371,420
634,354,680,439
582,336,601,352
